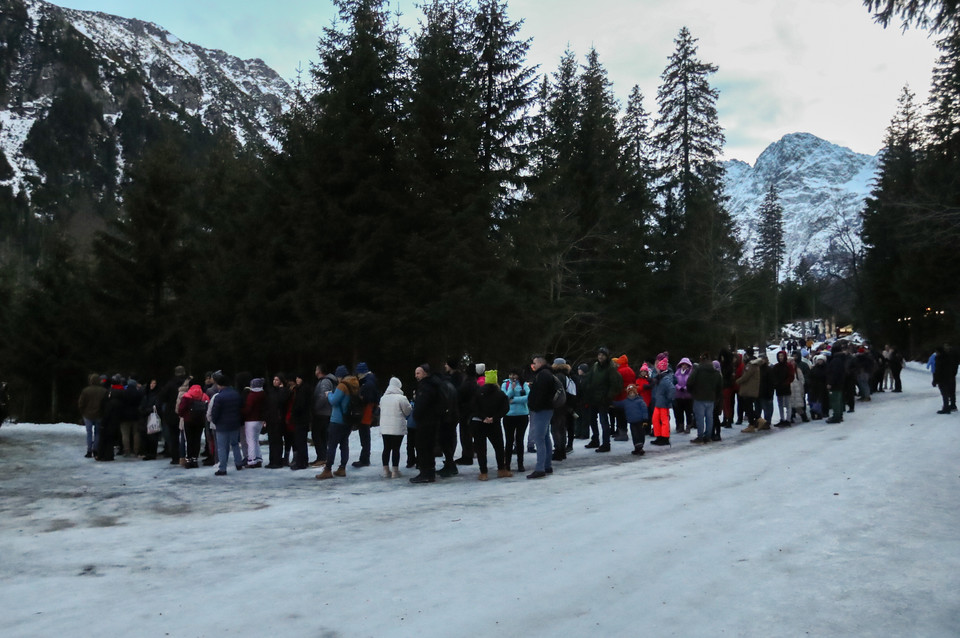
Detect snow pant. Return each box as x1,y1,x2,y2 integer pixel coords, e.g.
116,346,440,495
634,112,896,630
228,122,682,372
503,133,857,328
551,409,569,459
503,415,528,470
119,420,137,455
458,414,474,461
439,420,458,465
609,405,625,436
292,419,310,468
673,398,694,433
215,429,242,472
244,421,263,464
740,396,758,425
97,419,118,460
629,421,650,448
312,414,329,461
406,428,417,466
325,421,350,469
693,400,713,439
266,419,284,465
586,405,611,444
415,419,438,478
844,377,857,411
357,425,372,464
472,420,506,474
184,422,205,460
939,376,957,410
829,390,845,421
381,433,404,467
83,417,100,454
722,388,735,421
529,409,553,473
652,407,671,439
891,368,903,392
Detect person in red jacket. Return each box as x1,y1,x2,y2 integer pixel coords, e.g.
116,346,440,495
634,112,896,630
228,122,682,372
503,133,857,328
611,355,637,441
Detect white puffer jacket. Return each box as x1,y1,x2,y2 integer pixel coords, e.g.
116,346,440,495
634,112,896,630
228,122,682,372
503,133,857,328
379,377,412,436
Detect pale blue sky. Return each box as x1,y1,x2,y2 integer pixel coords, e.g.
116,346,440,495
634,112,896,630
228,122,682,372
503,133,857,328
57,0,939,162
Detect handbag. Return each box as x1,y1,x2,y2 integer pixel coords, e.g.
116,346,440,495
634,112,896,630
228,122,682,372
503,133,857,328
146,407,162,435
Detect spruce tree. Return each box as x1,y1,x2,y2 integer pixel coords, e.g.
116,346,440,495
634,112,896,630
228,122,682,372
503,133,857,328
754,184,786,278
652,27,742,349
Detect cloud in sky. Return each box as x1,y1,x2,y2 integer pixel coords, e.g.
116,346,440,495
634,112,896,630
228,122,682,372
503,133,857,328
59,0,940,162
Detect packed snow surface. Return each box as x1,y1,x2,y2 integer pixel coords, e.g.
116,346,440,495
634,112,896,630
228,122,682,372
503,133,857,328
1,364,958,637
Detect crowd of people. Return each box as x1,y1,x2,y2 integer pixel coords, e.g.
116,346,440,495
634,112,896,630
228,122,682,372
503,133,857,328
75,340,958,482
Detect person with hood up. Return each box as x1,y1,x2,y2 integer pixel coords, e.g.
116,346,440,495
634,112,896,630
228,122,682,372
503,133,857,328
673,357,695,434
177,383,209,468
807,354,829,420
378,377,412,478
551,359,576,458
650,353,676,445
611,355,636,441
316,365,360,480
619,384,649,455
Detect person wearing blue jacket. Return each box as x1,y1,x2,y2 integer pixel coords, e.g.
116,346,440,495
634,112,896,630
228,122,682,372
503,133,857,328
501,370,530,472
617,385,650,455
209,372,243,476
316,366,360,480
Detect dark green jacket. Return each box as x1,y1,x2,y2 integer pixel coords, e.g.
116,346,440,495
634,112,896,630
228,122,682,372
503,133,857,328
583,361,622,407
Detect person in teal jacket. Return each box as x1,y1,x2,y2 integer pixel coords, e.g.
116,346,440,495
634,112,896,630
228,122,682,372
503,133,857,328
501,370,530,472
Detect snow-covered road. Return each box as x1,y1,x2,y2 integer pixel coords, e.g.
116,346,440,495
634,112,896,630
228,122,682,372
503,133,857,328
1,364,957,637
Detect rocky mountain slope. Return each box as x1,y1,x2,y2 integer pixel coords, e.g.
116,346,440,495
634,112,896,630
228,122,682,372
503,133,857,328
0,0,292,202
723,132,879,279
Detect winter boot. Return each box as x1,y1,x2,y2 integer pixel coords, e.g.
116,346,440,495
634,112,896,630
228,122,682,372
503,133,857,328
437,462,459,478
595,443,611,452
584,439,600,449
741,424,758,433
333,465,346,477
383,466,391,478
631,445,645,456
497,468,513,478
478,472,489,481
315,467,334,480
757,418,770,431
391,467,402,478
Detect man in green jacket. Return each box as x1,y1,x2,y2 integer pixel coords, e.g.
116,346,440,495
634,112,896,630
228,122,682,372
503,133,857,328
582,347,622,452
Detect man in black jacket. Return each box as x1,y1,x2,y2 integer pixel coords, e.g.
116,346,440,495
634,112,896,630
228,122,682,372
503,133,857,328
934,343,959,414
825,344,849,423
526,355,556,479
411,364,442,484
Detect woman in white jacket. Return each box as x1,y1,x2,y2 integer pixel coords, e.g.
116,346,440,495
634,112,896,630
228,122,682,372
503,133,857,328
379,377,412,478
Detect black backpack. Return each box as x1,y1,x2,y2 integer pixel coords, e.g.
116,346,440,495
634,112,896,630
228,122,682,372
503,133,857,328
439,379,460,425
551,374,567,409
188,398,207,426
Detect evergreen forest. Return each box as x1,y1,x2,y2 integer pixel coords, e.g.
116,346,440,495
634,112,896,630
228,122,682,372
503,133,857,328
0,0,957,420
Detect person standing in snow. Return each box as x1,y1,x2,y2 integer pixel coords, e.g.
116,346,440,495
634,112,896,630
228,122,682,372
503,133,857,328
686,353,722,444
241,378,266,468
673,357,695,434
582,346,622,450
619,384,649,455
410,364,443,484
78,373,107,458
933,344,959,414
378,376,412,478
352,362,381,469
316,366,359,480
771,350,795,427
525,354,556,479
209,372,244,476
502,370,530,473
649,353,676,445
472,369,512,480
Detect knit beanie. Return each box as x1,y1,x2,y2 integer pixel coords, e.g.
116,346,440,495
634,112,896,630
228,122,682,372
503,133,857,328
334,365,349,379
